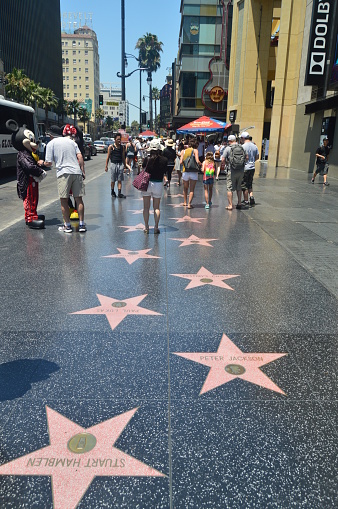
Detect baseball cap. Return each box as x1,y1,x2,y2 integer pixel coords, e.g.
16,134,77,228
228,135,236,142
240,131,250,139
46,125,63,137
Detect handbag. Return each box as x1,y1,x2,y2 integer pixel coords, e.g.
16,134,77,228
184,150,199,172
132,167,150,191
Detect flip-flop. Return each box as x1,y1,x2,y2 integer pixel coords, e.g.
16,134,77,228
154,228,160,234
187,205,194,209
143,228,149,234
226,206,233,210
182,203,187,206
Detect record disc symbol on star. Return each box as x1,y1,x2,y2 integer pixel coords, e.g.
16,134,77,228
174,333,287,395
0,406,165,509
171,267,239,290
71,294,162,331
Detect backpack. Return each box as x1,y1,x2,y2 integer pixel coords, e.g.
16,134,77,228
229,144,246,170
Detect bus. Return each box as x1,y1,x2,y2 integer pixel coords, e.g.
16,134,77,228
0,97,38,170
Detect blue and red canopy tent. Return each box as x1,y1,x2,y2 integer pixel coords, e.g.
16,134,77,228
176,116,231,134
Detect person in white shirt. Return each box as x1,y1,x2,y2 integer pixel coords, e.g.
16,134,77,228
240,132,259,206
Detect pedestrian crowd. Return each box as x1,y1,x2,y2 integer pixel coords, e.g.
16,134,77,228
24,124,331,235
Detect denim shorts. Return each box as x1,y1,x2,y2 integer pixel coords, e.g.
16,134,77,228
203,177,214,185
110,162,125,182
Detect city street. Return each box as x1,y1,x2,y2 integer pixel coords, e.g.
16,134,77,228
0,163,337,508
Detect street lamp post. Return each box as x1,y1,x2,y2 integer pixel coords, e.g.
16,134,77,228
147,71,153,131
117,66,149,132
125,53,143,133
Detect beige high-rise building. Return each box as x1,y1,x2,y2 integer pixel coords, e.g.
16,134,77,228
61,26,100,122
227,0,338,177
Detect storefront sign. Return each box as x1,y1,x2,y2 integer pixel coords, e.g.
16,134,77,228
207,86,226,103
305,0,334,86
106,101,119,106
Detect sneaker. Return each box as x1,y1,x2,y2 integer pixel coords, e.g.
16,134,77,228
236,204,242,210
311,178,315,184
79,224,87,233
242,200,249,206
209,201,212,206
111,190,116,197
58,225,72,233
323,182,330,186
118,193,126,198
205,204,210,209
249,197,255,206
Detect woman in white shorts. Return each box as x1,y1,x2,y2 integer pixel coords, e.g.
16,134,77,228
180,139,201,209
141,139,168,234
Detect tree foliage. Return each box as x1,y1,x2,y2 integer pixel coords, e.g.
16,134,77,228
135,33,163,73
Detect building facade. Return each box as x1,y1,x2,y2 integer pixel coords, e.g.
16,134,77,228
0,0,63,99
100,84,130,128
227,0,338,176
173,0,233,128
61,26,100,122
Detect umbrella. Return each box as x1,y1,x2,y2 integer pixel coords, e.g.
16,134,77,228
176,116,231,134
140,130,157,138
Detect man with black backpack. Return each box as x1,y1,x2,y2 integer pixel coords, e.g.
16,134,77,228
223,135,247,210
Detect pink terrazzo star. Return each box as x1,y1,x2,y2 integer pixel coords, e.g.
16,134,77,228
0,406,164,509
171,266,239,290
174,333,287,395
127,209,153,215
169,215,205,224
71,294,162,331
170,235,218,247
119,223,146,232
169,194,184,198
103,248,161,265
168,203,185,208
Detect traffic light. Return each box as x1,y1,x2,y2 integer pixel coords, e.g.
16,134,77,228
99,94,103,106
147,120,150,128
141,112,146,125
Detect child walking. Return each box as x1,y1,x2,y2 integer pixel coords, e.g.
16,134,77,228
202,151,215,209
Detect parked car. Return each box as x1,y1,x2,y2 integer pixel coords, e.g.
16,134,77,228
94,140,108,153
105,140,114,149
84,140,97,157
83,142,91,161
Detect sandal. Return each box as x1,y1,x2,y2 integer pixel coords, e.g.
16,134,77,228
182,203,187,206
143,227,149,234
154,228,160,234
187,204,194,209
226,206,233,210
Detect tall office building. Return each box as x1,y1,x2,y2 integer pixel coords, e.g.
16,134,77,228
173,0,233,128
227,0,338,176
61,26,100,122
0,0,63,99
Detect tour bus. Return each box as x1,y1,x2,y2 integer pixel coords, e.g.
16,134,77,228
0,97,38,170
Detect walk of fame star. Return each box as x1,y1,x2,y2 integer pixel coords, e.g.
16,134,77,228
169,235,218,247
174,333,287,395
168,194,184,198
103,248,161,265
169,215,205,224
168,203,185,208
0,407,164,509
119,223,146,232
171,267,239,290
71,294,162,331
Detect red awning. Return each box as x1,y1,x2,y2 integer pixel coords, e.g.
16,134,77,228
139,130,157,137
176,116,231,134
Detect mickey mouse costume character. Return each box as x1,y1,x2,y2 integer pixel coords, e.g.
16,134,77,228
6,119,47,229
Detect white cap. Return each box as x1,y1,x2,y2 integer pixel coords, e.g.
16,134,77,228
228,135,236,142
240,131,250,139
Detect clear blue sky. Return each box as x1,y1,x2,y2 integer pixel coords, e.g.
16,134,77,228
60,0,181,123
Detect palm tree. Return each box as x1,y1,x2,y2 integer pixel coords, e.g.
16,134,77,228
135,33,163,131
152,86,160,133
56,98,67,125
5,68,32,104
78,106,90,133
95,108,105,137
67,99,81,124
38,87,58,127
